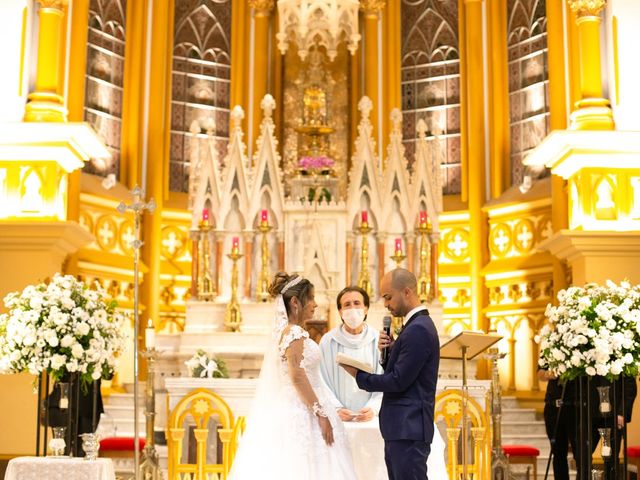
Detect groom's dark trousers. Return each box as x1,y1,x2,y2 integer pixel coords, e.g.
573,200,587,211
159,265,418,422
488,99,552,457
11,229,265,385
356,309,440,480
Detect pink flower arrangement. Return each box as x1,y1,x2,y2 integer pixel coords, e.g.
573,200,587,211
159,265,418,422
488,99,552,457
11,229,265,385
298,155,335,170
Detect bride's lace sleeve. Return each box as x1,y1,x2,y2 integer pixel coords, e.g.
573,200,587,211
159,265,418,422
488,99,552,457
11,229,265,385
280,326,324,415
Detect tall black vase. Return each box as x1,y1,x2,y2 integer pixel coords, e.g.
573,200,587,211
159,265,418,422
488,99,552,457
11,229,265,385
37,372,81,456
574,375,630,480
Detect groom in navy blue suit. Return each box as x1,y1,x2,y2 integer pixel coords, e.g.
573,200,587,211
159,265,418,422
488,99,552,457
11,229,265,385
340,268,440,480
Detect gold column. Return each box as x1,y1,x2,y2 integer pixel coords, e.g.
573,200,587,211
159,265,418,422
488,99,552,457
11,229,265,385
487,0,509,198
230,0,248,111
464,0,487,331
121,0,148,189
141,0,172,336
24,0,68,122
248,1,274,160
361,1,385,151
382,0,401,151
566,0,614,130
547,0,569,299
66,0,89,121
349,46,361,162
458,0,469,202
65,0,90,223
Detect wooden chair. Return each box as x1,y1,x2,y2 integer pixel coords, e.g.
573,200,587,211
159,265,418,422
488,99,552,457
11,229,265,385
628,445,640,480
502,444,539,480
434,389,491,480
167,387,245,480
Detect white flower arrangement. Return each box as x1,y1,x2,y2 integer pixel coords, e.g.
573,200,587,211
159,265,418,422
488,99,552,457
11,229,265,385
537,280,640,381
0,274,127,387
185,349,228,379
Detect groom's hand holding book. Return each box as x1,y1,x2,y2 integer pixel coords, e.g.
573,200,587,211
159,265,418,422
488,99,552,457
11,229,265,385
336,352,374,374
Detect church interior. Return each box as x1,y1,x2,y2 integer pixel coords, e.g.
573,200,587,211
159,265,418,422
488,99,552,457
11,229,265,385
1,0,640,478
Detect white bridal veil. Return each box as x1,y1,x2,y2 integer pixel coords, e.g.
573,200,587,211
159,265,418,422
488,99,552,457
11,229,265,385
227,290,295,478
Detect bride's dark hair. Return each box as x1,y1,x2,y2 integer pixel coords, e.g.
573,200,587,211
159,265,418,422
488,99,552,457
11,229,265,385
268,271,314,315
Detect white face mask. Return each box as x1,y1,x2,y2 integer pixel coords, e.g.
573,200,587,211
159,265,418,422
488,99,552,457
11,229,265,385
341,308,366,330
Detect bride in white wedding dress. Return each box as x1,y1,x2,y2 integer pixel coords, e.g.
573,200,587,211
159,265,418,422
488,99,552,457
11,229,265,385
228,273,357,480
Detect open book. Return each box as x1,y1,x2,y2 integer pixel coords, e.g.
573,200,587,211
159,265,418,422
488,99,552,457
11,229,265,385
336,353,375,374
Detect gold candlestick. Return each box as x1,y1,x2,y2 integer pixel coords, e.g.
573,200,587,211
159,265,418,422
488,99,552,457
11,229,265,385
390,250,406,269
139,348,161,480
416,221,430,303
196,219,216,300
256,221,272,302
225,243,243,331
357,222,373,298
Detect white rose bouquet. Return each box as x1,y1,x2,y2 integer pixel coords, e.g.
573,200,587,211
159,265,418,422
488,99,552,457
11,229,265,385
0,274,127,387
537,280,640,381
185,349,228,379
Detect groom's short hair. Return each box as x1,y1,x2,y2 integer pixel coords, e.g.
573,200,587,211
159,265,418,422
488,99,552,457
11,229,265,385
336,286,370,311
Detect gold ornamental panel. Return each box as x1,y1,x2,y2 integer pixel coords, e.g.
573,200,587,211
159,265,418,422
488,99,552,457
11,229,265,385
160,225,187,260
512,219,535,254
79,211,93,234
488,223,512,258
94,215,118,251
443,228,470,261
536,215,553,243
119,219,135,255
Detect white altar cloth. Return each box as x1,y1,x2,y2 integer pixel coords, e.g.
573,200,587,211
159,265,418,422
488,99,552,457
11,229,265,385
345,417,448,480
4,456,116,480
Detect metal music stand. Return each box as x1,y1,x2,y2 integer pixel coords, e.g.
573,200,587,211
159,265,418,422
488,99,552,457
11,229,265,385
440,331,502,479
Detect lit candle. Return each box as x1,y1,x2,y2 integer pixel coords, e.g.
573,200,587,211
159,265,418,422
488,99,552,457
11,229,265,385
395,238,403,254
145,319,155,349
202,208,209,222
59,397,68,409
601,445,611,457
232,236,239,250
600,401,611,413
261,209,268,223
420,210,427,225
361,211,368,224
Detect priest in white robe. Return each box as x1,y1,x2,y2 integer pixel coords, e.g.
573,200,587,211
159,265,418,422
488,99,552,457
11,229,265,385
319,286,383,421
322,286,449,480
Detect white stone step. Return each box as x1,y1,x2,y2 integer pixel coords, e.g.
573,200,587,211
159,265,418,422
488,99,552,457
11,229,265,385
503,407,538,422
103,392,146,407
502,420,547,436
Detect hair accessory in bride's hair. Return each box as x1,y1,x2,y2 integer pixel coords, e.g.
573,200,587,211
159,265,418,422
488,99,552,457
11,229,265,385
311,401,327,418
281,275,303,295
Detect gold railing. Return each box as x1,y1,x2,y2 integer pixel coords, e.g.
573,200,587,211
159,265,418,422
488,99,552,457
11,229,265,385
435,389,491,480
167,388,245,480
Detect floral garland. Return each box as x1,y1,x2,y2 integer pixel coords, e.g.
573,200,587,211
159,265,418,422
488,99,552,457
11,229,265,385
537,280,640,381
297,155,334,170
0,274,127,387
185,349,229,379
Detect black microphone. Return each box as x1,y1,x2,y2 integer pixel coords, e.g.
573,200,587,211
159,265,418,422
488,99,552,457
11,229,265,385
380,316,392,365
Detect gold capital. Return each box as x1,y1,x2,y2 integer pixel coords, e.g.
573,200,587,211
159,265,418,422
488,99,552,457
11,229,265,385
248,0,274,16
567,0,606,17
360,0,386,16
39,0,66,9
